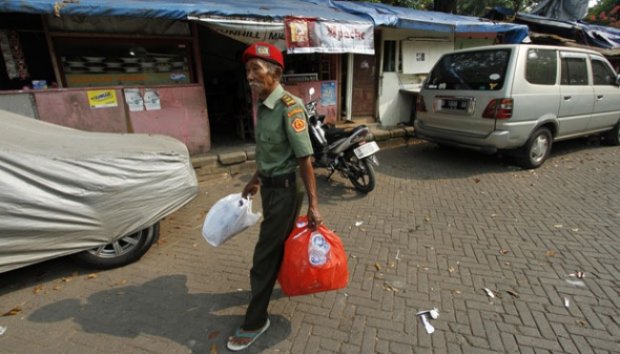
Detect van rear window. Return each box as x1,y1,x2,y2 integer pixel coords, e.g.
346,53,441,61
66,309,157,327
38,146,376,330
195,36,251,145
424,49,510,91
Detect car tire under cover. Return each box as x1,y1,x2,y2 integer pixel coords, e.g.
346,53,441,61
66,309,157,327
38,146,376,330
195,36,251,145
518,127,552,169
603,122,620,146
71,222,160,269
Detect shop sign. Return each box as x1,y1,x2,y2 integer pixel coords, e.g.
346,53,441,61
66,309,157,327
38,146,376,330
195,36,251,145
194,17,287,50
87,89,118,109
285,17,374,55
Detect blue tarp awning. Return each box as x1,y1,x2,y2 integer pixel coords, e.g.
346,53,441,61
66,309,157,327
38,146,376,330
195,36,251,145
484,7,620,50
0,0,528,43
583,23,620,49
517,13,620,49
0,0,370,22
330,1,529,43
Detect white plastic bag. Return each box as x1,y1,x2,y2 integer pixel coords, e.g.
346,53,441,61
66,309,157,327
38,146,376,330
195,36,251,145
202,193,262,247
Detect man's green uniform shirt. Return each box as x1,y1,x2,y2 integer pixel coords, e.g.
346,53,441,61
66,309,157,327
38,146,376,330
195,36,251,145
255,84,314,177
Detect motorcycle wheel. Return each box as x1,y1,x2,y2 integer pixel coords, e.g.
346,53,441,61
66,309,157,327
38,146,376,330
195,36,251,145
347,156,376,193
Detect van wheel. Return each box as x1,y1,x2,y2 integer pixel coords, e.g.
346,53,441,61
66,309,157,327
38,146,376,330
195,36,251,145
518,127,552,169
603,122,620,145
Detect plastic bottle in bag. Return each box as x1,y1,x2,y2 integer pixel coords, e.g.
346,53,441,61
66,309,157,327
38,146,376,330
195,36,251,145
308,232,330,266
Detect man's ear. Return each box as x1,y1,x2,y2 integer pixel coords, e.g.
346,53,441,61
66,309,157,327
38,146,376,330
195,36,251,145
274,66,283,78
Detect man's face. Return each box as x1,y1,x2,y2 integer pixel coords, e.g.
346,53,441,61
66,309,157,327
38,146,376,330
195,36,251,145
245,58,278,99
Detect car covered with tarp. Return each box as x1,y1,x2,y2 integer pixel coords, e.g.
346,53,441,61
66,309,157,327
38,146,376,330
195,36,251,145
0,109,198,273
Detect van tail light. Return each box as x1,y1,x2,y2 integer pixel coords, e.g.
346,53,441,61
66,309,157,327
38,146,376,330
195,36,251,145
482,98,513,119
416,95,427,113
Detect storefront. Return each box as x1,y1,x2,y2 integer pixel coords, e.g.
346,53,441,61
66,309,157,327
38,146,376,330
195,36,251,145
193,15,374,147
329,1,529,127
0,12,210,154
0,0,375,156
196,24,342,148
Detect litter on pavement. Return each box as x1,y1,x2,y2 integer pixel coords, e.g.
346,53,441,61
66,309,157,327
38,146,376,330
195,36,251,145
565,272,586,287
569,271,585,279
483,288,496,298
416,308,439,334
506,290,519,298
1,306,22,317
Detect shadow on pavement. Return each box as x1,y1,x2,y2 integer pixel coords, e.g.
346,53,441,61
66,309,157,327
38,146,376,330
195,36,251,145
314,169,371,206
377,141,516,181
0,257,96,296
28,274,290,353
377,138,613,181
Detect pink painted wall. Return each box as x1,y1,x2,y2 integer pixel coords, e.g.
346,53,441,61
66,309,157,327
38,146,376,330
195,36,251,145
34,89,128,133
285,80,338,125
32,85,210,155
127,86,210,155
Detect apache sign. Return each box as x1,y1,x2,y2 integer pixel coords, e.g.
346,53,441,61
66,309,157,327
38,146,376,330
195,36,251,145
192,16,374,54
285,17,374,55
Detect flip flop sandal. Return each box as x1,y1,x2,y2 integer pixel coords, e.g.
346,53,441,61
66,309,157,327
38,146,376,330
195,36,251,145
226,318,270,352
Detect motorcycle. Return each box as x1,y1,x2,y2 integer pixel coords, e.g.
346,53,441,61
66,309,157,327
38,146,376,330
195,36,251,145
305,88,380,193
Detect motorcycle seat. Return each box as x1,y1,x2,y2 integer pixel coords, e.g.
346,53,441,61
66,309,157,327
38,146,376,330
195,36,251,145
326,125,368,141
325,127,346,140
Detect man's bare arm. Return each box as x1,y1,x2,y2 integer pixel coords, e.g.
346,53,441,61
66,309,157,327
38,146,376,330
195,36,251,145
298,156,322,229
242,170,260,199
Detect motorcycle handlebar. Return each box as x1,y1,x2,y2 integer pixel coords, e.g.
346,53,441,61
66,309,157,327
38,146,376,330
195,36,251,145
305,100,318,108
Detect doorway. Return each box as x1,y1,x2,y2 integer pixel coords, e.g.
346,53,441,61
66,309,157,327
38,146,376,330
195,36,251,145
351,54,377,119
340,53,377,122
198,26,253,148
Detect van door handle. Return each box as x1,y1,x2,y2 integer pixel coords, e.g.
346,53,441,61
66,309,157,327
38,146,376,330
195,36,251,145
563,96,572,100
597,95,604,100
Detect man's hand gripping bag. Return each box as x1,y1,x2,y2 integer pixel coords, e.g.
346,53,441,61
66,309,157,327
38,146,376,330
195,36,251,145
278,217,349,296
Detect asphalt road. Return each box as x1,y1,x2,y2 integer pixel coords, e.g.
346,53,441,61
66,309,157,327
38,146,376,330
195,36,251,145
1,138,619,353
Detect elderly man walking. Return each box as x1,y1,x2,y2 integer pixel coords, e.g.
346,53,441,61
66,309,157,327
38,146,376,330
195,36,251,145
227,42,322,351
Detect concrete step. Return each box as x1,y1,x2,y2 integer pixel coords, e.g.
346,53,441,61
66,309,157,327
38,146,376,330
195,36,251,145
191,125,416,181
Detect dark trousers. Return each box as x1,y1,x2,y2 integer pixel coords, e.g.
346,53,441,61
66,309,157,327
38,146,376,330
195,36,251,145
242,177,303,330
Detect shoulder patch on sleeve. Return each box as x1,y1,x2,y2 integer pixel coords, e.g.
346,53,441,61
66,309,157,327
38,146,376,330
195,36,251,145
281,94,296,107
287,107,304,118
291,117,307,133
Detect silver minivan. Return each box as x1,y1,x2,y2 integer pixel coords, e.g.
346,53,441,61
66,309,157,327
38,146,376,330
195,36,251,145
415,44,620,168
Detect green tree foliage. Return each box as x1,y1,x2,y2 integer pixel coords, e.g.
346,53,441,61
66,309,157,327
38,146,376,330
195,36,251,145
361,0,431,8
586,0,620,27
347,0,538,16
458,0,538,16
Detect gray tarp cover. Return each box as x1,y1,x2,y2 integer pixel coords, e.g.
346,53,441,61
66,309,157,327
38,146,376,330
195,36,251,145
530,0,589,21
0,110,198,273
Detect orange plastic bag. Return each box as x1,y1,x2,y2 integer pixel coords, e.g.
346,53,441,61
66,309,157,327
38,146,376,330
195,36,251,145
278,217,349,296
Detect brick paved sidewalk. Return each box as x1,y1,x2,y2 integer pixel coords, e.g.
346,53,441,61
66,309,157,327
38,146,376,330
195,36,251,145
0,139,619,353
